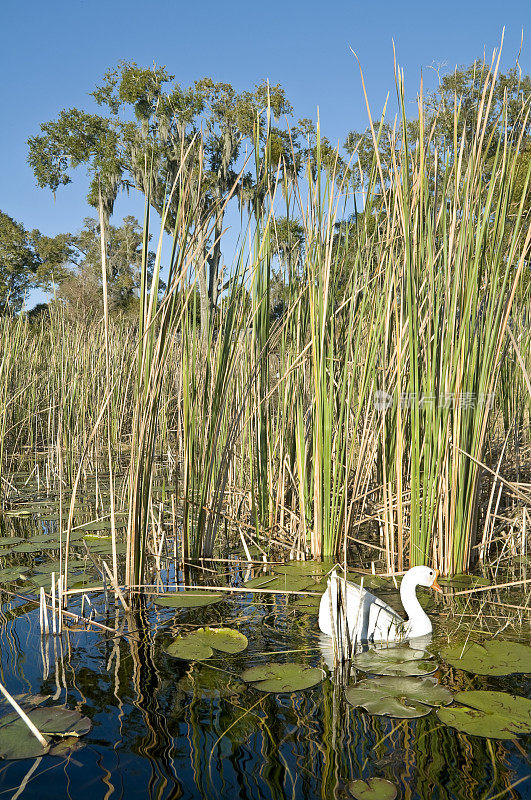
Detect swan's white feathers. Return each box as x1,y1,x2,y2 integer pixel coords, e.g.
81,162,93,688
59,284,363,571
318,566,437,645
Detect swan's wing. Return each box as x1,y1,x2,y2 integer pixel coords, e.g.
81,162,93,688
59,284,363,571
318,575,404,643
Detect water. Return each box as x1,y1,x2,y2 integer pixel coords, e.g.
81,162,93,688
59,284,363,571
0,491,529,800
0,567,529,800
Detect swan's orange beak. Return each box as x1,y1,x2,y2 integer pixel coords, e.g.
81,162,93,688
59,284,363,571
431,569,443,593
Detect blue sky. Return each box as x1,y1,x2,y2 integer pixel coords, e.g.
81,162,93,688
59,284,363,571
1,0,529,305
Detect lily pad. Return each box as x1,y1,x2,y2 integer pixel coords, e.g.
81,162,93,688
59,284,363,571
241,663,324,693
165,636,213,660
442,640,531,676
195,627,248,654
437,690,531,739
154,591,223,608
177,666,246,698
0,567,30,585
349,778,397,800
0,707,91,760
243,574,317,592
273,561,328,578
352,648,436,677
165,627,248,660
345,676,452,718
292,594,322,614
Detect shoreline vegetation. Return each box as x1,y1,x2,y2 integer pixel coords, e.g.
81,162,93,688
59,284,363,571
1,50,530,601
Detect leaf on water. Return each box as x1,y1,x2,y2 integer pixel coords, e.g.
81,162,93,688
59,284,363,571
154,591,223,608
292,594,322,614
348,777,398,800
177,666,246,698
437,690,531,739
273,561,329,578
346,573,396,590
165,636,214,660
194,627,248,654
352,648,436,677
442,640,531,676
0,707,91,760
0,567,30,585
165,627,248,661
243,574,319,592
241,663,324,693
345,676,452,719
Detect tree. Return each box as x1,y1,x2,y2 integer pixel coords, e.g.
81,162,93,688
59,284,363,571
28,63,296,333
0,211,39,312
344,60,531,197
0,212,69,313
56,216,157,318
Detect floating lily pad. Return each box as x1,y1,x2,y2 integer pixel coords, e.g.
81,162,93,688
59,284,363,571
437,690,531,739
0,567,30,585
442,640,531,676
292,594,322,614
345,676,452,718
349,778,397,800
165,636,213,660
177,666,246,698
244,574,318,592
273,561,328,578
346,573,396,590
165,627,248,660
195,627,248,654
0,707,91,760
352,648,436,677
241,663,324,692
154,591,223,608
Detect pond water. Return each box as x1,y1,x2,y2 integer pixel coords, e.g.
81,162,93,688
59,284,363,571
0,497,529,799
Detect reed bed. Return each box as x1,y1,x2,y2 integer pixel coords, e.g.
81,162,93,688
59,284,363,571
1,61,529,592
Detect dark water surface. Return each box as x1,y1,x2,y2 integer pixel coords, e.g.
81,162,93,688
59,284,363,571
0,538,529,799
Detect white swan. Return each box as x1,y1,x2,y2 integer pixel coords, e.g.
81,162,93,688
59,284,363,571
318,565,442,645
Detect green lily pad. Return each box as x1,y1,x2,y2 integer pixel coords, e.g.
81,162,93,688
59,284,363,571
292,594,322,614
241,663,324,692
349,778,397,800
346,573,396,590
165,627,248,660
345,676,452,718
0,567,30,585
0,707,91,760
165,636,214,660
177,666,246,698
30,571,84,590
273,561,328,578
154,591,223,608
442,640,531,676
437,690,531,739
244,574,318,592
195,627,248,654
352,648,436,677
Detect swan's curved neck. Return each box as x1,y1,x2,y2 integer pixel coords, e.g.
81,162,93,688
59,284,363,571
400,575,431,636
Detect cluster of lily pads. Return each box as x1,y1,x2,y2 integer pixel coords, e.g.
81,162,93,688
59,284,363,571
155,561,531,743
0,694,91,760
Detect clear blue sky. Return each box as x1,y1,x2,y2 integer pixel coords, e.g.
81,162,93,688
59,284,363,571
1,0,529,305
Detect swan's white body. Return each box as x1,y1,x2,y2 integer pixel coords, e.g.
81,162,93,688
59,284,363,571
318,566,441,645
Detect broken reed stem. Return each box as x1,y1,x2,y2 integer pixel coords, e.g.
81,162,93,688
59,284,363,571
0,681,48,748
450,578,531,596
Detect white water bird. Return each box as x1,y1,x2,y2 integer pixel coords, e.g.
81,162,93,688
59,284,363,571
318,566,442,645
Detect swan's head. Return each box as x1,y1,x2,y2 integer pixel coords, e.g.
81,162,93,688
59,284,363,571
403,565,442,593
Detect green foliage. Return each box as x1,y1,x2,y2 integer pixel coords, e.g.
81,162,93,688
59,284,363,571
0,211,39,312
57,216,158,317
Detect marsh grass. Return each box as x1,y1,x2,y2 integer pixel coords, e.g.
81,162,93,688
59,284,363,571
0,56,529,592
